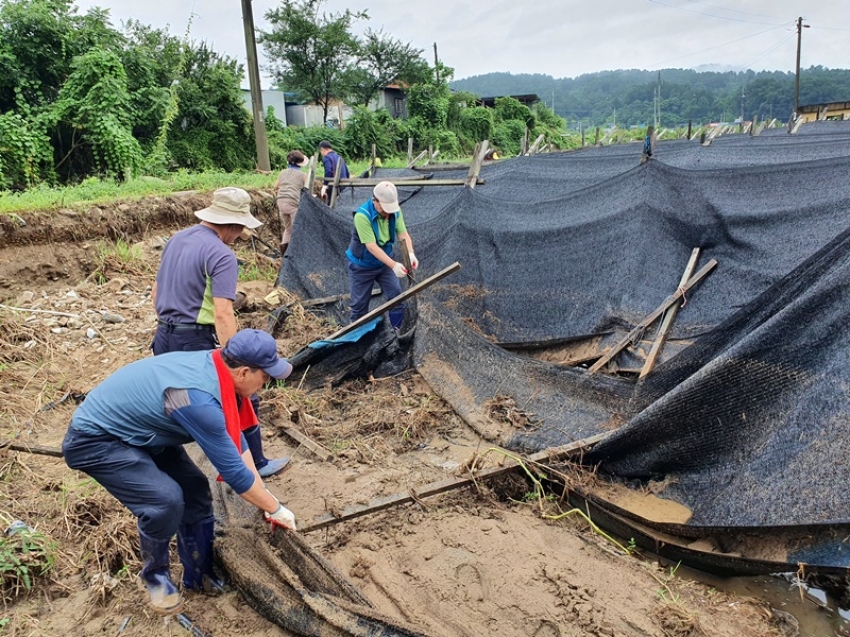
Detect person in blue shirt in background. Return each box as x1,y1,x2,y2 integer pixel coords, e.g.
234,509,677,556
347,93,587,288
345,181,419,329
318,140,349,203
62,329,297,614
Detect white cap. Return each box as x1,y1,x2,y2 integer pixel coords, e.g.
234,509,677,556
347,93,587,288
373,181,400,213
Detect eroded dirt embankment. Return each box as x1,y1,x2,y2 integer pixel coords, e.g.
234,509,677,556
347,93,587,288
0,190,279,295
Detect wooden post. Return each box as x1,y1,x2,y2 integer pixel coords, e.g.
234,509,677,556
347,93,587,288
580,122,585,147
640,248,700,379
466,140,489,189
594,126,600,145
407,138,414,165
329,162,343,208
306,153,319,195
588,259,718,374
520,127,529,155
325,262,461,341
687,120,692,140
370,143,377,175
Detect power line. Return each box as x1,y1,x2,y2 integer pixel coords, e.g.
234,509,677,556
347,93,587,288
734,32,795,73
681,0,784,21
646,23,791,68
646,0,788,26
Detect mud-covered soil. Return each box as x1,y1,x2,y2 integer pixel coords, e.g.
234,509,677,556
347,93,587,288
0,195,787,637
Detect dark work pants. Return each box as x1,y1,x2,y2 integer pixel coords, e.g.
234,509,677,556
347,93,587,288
152,324,217,356
347,261,404,328
62,428,212,541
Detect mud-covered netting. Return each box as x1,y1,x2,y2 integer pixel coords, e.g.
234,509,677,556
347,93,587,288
192,449,430,636
276,127,850,568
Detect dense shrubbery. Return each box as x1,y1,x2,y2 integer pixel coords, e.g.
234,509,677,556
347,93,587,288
0,0,253,189
0,0,568,191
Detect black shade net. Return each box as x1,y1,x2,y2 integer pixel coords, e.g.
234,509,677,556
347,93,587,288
277,125,850,567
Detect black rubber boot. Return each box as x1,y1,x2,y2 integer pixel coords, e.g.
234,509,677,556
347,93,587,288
177,517,226,595
139,530,182,614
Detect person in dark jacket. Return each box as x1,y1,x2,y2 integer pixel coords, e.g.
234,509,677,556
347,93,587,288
62,329,297,614
318,140,349,203
345,181,418,329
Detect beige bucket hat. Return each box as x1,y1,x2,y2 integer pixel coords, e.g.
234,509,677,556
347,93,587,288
194,187,262,229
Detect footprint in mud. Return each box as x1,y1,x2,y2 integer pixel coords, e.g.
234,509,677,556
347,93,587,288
532,620,561,637
454,562,485,602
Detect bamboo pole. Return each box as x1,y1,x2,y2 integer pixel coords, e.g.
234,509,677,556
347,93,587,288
639,248,700,378
325,262,460,341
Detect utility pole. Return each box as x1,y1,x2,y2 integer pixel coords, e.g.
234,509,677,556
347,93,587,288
434,43,440,84
794,16,810,117
241,0,270,172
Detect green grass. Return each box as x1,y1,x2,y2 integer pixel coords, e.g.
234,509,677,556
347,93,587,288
0,519,56,603
0,170,276,215
0,157,423,216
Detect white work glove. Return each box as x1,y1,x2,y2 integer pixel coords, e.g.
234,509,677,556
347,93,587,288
392,262,408,278
265,502,297,531
320,185,328,198
408,252,419,270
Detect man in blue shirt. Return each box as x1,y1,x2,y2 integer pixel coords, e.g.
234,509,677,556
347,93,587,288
318,140,349,203
152,187,290,478
63,329,297,614
345,181,419,329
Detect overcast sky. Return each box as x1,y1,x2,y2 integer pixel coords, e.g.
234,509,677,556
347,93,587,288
72,0,849,86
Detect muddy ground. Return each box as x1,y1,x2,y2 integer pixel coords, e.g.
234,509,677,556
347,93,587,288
0,193,792,637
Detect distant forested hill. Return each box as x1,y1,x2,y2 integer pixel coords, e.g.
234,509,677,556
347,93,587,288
451,67,850,128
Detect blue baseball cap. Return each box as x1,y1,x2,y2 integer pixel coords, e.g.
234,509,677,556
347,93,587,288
222,329,293,379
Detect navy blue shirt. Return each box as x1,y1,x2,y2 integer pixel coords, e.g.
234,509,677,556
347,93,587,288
322,151,349,186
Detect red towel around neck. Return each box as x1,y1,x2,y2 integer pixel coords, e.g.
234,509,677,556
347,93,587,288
212,349,258,481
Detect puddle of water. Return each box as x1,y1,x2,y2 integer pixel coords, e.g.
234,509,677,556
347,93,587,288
667,560,850,637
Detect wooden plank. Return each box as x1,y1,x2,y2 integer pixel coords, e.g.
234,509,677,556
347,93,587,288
588,259,718,374
422,149,439,168
640,248,700,379
282,428,333,462
407,137,413,165
300,432,609,533
324,262,461,341
527,134,545,155
335,178,480,187
405,150,427,169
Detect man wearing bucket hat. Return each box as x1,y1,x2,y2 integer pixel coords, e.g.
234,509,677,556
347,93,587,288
63,329,298,614
345,181,419,329
152,187,291,479
273,150,310,261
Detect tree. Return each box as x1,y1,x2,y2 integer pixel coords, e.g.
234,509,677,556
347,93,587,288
260,0,364,124
344,29,429,107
